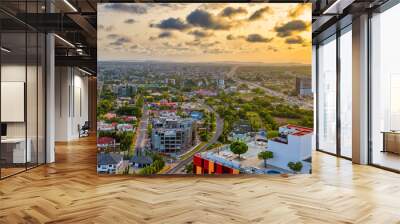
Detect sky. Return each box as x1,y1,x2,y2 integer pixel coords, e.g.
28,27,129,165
98,3,311,64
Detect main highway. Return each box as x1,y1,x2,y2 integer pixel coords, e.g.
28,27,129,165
165,103,223,174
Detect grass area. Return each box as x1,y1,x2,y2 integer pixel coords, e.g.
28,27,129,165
158,165,171,174
179,142,207,161
274,117,303,126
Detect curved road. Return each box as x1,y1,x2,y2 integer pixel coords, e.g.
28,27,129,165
165,104,223,174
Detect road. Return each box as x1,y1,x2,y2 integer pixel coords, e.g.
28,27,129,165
134,107,149,154
165,103,223,174
226,66,313,110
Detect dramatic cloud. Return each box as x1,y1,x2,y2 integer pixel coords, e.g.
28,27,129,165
185,40,201,46
151,17,191,30
186,9,238,30
268,46,278,52
274,20,309,37
248,6,273,21
104,3,147,14
158,31,174,39
184,40,220,48
245,34,273,43
124,19,136,24
201,41,220,48
152,3,187,10
288,4,309,18
98,25,114,32
226,34,235,40
107,34,119,39
285,36,306,44
188,30,213,39
219,6,248,18
203,48,231,54
199,3,228,10
109,37,131,46
162,42,190,51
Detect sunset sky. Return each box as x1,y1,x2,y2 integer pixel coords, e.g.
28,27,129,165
98,3,311,64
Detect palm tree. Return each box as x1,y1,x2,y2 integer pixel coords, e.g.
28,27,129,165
258,151,273,168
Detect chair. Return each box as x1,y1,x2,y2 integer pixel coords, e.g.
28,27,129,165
79,121,90,138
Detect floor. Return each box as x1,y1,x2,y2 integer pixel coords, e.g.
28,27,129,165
0,136,400,223
372,150,400,171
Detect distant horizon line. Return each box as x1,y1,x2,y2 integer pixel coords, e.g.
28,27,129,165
98,59,311,66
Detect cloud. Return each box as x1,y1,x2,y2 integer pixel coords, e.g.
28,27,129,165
199,3,228,10
201,41,220,48
98,25,114,32
219,6,248,18
188,30,213,39
158,31,174,39
184,40,220,48
124,19,136,24
288,4,309,18
285,36,306,44
151,17,191,30
226,34,235,40
186,9,238,30
109,37,131,46
267,46,278,52
245,34,273,43
274,20,310,37
107,34,119,39
249,6,273,21
104,3,147,14
203,48,231,54
162,42,189,51
185,40,201,46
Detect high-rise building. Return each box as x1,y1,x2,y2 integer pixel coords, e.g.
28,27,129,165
151,115,196,153
295,77,312,96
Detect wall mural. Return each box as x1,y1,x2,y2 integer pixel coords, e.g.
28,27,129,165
97,3,313,175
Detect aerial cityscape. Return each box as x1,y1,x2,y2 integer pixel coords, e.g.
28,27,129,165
97,3,313,175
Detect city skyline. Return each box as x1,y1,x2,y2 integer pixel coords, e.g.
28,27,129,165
98,3,312,64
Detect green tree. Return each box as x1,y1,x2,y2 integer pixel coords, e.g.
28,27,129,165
117,105,141,117
136,95,144,108
230,141,248,160
200,130,209,142
117,131,134,151
147,123,152,136
138,153,165,175
252,87,265,95
258,151,273,168
184,163,194,174
238,83,248,90
288,161,303,174
246,112,263,131
267,130,279,139
97,99,113,116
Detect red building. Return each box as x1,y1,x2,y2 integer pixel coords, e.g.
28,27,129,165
193,154,240,175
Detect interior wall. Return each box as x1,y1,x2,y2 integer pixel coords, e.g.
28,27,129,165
88,77,97,132
55,67,89,141
1,64,27,138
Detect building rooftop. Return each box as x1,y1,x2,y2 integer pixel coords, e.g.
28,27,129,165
285,125,313,136
130,155,153,165
98,137,115,145
197,141,267,171
97,153,123,165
